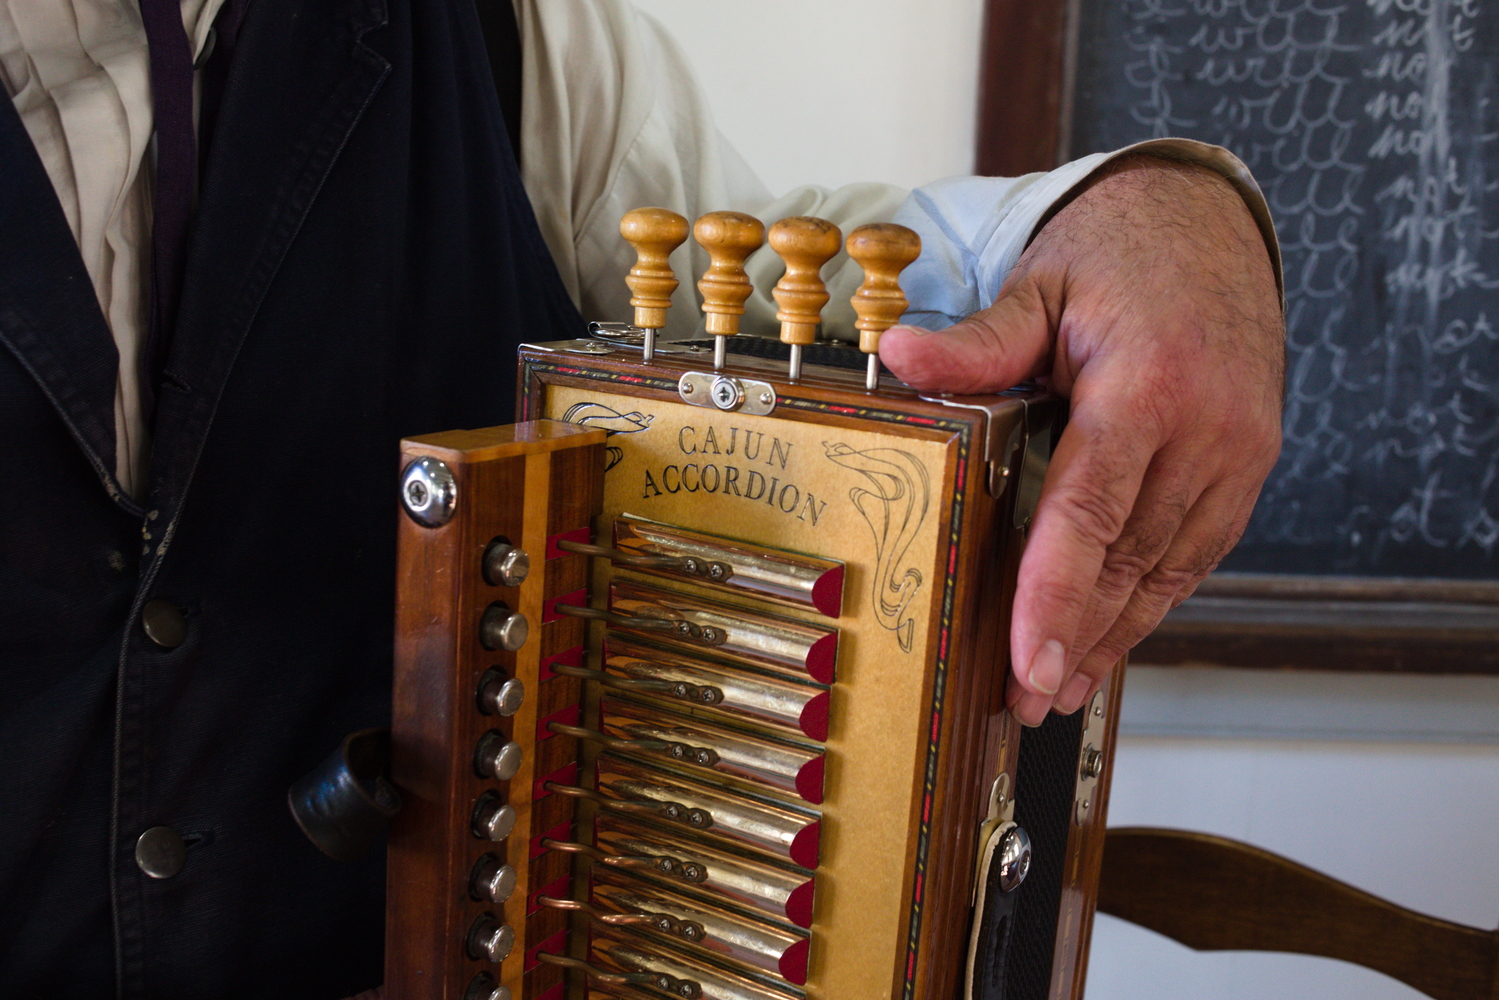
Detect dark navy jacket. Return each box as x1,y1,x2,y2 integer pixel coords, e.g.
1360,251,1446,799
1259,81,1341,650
0,0,581,995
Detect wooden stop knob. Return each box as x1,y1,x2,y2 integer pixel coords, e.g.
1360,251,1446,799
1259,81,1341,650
621,207,690,331
694,211,765,337
770,216,843,347
847,223,922,355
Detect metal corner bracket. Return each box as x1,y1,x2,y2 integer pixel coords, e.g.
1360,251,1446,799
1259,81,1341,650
919,392,1056,526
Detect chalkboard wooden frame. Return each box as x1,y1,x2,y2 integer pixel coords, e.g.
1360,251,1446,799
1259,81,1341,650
974,0,1499,675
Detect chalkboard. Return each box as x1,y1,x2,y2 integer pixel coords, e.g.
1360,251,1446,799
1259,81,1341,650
1068,0,1499,581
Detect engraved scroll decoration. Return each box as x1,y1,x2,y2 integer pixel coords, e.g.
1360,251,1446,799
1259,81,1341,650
562,402,654,472
823,443,931,651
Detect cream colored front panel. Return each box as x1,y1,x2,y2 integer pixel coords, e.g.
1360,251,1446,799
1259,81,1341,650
545,385,960,1000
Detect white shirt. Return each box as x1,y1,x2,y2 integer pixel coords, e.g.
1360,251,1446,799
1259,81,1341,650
2,0,1279,498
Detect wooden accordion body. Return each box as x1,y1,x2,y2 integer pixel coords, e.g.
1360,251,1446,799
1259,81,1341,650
386,338,1122,1000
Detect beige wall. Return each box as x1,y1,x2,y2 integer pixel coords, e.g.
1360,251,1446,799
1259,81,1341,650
630,0,985,193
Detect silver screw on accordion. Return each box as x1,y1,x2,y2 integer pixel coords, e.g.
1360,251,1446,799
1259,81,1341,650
399,456,457,527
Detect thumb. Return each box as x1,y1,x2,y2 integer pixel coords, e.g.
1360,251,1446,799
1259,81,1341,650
878,280,1056,394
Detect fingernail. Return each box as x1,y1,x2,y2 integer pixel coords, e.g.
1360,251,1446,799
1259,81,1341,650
1014,691,1052,728
1055,673,1091,715
1027,639,1066,695
887,324,934,337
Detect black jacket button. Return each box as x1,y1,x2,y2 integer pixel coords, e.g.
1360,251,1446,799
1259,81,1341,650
141,599,187,648
135,827,187,878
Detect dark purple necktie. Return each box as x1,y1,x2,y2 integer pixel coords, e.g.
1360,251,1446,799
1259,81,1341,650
137,0,199,411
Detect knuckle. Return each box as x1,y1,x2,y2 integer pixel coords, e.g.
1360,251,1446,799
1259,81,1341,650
1096,544,1158,597
1095,499,1187,596
1048,481,1133,552
1138,558,1200,599
1139,526,1230,602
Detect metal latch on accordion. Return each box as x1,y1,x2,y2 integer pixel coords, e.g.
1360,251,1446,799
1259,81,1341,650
919,392,1056,518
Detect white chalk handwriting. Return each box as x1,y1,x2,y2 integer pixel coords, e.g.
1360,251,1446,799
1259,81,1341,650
1094,0,1497,573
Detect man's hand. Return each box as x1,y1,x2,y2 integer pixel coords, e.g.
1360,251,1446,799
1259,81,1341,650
879,156,1284,726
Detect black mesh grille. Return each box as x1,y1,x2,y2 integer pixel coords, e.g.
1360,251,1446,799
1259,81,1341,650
1003,708,1086,999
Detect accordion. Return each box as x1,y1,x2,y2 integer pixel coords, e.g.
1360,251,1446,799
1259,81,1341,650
383,212,1121,1000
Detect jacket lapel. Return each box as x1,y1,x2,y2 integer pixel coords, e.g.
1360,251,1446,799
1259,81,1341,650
146,0,391,513
0,98,123,496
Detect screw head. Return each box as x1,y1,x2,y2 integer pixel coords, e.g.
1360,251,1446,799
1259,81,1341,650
400,457,457,527
710,377,743,410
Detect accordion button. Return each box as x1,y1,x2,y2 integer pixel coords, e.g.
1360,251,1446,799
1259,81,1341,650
479,674,525,717
469,854,518,902
466,915,515,963
472,791,518,841
475,732,524,781
480,604,529,651
463,974,511,1000
483,542,531,587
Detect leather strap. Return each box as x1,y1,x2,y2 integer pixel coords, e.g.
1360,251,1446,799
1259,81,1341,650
965,819,1023,1000
287,728,402,861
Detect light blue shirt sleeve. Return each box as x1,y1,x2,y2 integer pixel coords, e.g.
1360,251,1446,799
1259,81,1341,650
894,140,1281,329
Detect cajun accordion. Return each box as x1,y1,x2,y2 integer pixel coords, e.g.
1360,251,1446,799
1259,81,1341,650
383,212,1121,1000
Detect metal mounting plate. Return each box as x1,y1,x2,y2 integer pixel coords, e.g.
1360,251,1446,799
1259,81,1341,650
678,372,776,415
